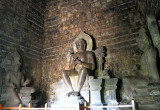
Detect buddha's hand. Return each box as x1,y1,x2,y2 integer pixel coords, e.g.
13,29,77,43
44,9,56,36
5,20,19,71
74,58,82,64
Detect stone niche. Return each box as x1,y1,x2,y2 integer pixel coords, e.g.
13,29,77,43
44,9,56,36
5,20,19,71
0,51,35,107
48,32,120,110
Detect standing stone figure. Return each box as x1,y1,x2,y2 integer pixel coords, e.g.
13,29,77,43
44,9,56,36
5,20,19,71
62,36,95,96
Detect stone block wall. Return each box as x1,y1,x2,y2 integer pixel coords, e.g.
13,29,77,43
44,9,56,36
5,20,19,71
43,0,145,91
0,0,45,89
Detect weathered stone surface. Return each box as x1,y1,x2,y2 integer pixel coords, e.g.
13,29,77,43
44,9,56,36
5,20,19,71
0,51,36,107
148,83,160,96
94,46,106,77
20,87,35,94
51,76,90,105
89,78,102,106
50,80,86,110
147,15,160,57
104,78,118,104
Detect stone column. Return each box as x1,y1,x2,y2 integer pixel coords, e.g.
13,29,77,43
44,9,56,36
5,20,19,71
89,77,102,110
104,78,119,110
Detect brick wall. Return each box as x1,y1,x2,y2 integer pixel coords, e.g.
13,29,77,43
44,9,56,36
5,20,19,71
43,0,145,91
0,0,45,89
0,0,158,104
135,0,160,16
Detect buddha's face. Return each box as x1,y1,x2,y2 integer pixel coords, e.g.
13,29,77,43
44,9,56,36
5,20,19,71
76,39,86,51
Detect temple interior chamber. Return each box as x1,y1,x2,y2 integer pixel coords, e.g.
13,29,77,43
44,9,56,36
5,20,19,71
0,0,160,110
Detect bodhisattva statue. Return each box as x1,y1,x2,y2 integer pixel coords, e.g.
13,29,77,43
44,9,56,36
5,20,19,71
62,37,95,96
1,51,30,106
137,27,160,82
123,27,160,102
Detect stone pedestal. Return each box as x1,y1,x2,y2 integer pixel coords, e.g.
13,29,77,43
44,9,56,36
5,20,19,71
70,75,90,102
51,95,82,110
52,75,90,105
52,82,67,104
89,77,102,110
51,78,89,110
104,78,119,110
51,76,121,110
19,87,35,106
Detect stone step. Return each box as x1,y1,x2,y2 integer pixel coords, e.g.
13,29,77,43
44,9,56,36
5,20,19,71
138,104,160,110
138,100,157,105
130,83,160,110
133,83,160,97
133,95,160,110
120,108,132,110
134,95,160,101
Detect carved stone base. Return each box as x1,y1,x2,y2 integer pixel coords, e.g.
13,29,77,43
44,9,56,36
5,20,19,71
51,75,90,105
51,95,84,110
104,78,119,105
89,77,103,110
19,87,35,106
50,76,120,110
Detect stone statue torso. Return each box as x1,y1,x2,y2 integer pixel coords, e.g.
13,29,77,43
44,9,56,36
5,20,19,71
141,46,160,82
73,51,93,72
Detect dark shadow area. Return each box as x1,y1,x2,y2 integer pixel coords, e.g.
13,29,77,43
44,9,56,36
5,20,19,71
116,78,122,102
101,79,105,104
31,90,47,107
